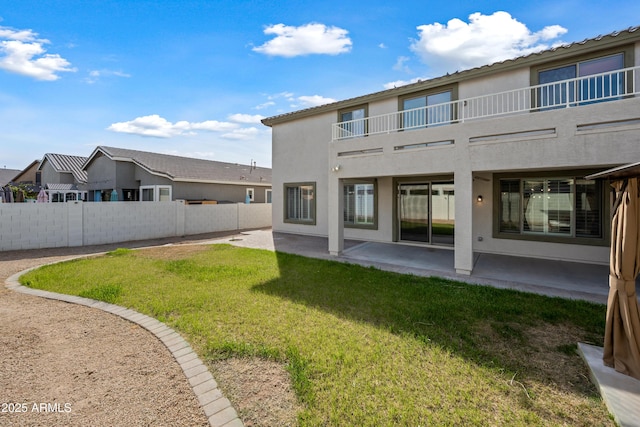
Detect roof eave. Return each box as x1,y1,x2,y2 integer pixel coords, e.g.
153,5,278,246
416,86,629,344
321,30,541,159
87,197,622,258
262,26,640,127
173,178,272,186
586,162,640,180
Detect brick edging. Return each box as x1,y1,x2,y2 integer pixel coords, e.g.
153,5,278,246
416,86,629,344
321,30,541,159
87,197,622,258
5,266,243,427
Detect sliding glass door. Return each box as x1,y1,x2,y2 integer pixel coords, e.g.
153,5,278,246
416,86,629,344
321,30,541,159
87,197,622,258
398,181,454,245
398,183,430,242
431,182,455,245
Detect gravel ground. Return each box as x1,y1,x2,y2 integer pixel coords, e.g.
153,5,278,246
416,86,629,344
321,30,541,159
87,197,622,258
0,233,238,427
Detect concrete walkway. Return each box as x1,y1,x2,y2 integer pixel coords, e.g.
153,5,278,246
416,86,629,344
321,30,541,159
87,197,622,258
209,228,640,427
214,229,625,304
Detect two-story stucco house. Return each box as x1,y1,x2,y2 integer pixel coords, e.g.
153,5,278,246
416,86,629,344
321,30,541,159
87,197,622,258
262,26,640,275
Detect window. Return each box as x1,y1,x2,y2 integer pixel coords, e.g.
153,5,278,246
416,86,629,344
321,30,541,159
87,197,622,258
338,105,367,138
122,189,139,201
140,185,172,202
284,183,315,224
141,187,154,201
401,88,453,130
537,53,625,109
344,180,376,228
498,177,602,240
265,189,272,204
246,188,254,202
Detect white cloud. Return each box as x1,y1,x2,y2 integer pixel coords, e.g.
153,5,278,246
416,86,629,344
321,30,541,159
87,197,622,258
254,101,275,110
228,113,265,124
85,69,131,84
393,56,412,73
269,91,294,100
0,25,76,81
221,127,260,140
409,11,567,75
297,95,336,107
383,78,424,90
253,23,352,57
107,114,239,138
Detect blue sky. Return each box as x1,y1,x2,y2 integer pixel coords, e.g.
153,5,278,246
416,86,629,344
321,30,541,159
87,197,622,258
1,0,639,170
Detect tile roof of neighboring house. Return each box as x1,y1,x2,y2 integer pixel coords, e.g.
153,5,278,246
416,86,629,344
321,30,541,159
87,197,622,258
0,168,21,186
46,183,79,191
9,159,40,184
262,25,640,126
39,153,89,184
85,146,272,186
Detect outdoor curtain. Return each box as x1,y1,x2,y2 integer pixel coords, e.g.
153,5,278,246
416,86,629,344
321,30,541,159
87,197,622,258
603,177,640,380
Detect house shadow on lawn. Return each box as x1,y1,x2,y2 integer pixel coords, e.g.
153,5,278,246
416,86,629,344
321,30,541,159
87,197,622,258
252,250,607,397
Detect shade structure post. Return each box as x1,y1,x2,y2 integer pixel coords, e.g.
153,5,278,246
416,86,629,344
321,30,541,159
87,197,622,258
603,177,640,380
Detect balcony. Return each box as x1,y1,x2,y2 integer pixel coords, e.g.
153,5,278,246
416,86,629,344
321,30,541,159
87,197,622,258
332,66,640,141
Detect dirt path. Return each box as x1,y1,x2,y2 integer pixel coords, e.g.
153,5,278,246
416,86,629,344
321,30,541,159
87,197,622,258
0,235,235,427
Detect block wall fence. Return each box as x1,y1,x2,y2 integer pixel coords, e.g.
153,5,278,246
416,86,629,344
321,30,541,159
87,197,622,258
0,201,272,251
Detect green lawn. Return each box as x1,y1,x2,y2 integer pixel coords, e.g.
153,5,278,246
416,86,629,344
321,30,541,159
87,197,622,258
20,244,612,426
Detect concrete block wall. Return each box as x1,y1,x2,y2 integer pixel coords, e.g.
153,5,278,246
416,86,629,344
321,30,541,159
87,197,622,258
238,203,272,230
0,202,272,251
184,204,238,235
0,203,69,250
83,202,178,246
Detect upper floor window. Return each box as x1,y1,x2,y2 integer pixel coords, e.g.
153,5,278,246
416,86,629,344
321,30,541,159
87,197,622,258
401,88,453,130
537,53,625,109
338,105,367,138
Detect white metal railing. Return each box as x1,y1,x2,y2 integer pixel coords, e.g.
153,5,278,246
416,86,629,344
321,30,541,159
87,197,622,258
332,65,640,141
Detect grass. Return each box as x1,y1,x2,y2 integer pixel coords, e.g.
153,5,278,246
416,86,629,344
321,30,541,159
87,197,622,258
20,244,612,426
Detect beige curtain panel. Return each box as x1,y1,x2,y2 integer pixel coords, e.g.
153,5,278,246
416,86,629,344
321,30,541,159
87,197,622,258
603,177,640,380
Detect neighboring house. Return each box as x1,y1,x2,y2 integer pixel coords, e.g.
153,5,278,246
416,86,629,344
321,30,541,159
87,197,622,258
38,153,88,202
262,26,640,275
10,160,41,186
0,167,21,203
83,146,272,203
0,167,21,186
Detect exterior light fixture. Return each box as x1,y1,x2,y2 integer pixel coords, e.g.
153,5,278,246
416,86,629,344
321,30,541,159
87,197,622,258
476,195,483,203
332,165,341,172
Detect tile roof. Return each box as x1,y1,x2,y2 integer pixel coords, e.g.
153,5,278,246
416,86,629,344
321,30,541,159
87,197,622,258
46,183,80,191
40,153,88,183
0,168,21,186
89,146,272,185
262,25,640,126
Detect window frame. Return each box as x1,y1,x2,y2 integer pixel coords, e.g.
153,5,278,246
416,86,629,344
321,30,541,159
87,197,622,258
139,185,173,202
398,83,458,130
343,179,378,230
531,45,634,110
337,104,368,138
265,189,272,204
492,171,608,246
283,182,316,225
246,187,255,202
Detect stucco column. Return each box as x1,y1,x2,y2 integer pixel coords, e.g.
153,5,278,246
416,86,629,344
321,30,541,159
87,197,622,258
454,170,474,275
328,175,344,256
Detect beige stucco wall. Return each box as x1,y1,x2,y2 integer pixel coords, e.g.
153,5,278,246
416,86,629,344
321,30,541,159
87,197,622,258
270,41,640,270
271,110,332,236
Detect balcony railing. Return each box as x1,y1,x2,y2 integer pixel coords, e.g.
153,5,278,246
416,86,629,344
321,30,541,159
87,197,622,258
332,65,640,141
